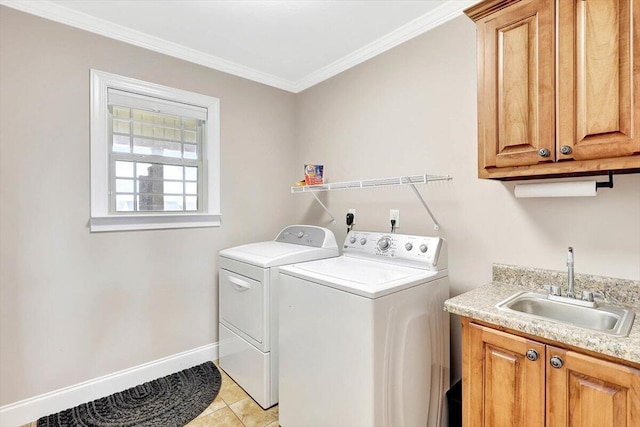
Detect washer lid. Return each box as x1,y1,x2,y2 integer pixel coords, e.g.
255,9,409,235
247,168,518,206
279,256,447,298
220,241,338,268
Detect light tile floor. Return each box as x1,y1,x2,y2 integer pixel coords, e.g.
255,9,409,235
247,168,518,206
22,361,279,427
186,361,279,427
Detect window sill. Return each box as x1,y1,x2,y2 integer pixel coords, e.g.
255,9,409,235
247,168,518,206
90,213,221,232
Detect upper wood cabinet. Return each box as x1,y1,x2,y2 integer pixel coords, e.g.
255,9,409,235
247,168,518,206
466,0,640,179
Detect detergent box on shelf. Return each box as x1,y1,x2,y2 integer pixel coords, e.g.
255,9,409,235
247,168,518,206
304,164,324,185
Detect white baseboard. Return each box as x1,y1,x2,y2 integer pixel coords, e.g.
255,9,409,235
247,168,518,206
0,342,218,427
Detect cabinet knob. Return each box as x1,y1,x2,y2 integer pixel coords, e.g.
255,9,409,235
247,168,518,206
560,145,573,155
538,148,551,157
526,349,539,361
549,355,564,369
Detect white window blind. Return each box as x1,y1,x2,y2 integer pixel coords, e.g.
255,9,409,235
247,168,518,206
108,89,207,120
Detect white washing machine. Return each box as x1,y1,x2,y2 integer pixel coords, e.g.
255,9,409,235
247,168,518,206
218,225,338,409
278,230,450,427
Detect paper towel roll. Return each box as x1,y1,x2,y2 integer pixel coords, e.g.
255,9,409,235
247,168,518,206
514,181,597,198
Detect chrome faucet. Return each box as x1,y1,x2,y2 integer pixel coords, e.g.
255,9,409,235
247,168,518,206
546,247,599,307
566,247,575,298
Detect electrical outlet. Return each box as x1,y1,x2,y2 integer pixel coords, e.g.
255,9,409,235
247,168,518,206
348,208,356,216
390,209,400,229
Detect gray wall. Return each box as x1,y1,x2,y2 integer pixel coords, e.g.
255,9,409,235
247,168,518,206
0,7,298,405
2,5,639,406
294,15,640,381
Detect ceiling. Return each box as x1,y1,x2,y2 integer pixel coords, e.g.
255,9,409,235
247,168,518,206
1,0,478,92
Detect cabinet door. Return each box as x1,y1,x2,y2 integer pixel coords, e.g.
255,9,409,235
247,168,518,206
546,346,640,427
464,322,545,427
474,0,555,173
557,0,640,161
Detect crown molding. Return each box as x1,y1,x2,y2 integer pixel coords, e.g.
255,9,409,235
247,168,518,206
0,0,298,92
1,0,478,94
292,0,479,92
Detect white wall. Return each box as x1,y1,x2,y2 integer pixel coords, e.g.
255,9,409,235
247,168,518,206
293,15,640,381
0,7,298,406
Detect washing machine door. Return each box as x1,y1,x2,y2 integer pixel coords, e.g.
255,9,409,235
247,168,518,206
219,266,268,351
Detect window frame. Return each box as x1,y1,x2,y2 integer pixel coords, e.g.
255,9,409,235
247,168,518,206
90,69,221,232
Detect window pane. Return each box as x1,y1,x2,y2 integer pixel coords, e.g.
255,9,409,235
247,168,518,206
133,109,180,126
136,163,150,177
116,179,134,193
164,128,180,141
133,123,168,138
136,163,163,178
138,195,165,211
132,138,181,158
185,196,198,211
164,196,183,211
164,181,183,194
133,122,149,137
112,135,130,153
185,182,197,195
163,165,183,180
116,194,134,212
115,161,134,178
137,179,163,194
131,110,144,121
184,144,197,159
112,106,130,119
113,119,131,135
153,126,166,139
183,118,197,130
183,130,197,143
185,166,197,181
163,116,180,127
133,123,181,138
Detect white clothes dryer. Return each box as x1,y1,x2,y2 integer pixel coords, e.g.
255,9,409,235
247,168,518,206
278,230,450,426
218,225,338,409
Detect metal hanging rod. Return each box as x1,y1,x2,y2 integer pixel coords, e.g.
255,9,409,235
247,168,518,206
596,171,614,190
309,191,337,224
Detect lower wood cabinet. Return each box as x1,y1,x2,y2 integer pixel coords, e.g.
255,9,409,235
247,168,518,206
461,319,640,426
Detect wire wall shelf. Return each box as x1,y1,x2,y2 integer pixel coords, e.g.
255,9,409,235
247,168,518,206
290,174,451,193
291,174,452,230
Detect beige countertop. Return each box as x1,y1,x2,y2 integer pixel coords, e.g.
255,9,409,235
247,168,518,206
444,265,640,365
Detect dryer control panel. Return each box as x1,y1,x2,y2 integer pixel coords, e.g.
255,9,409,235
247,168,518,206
343,231,447,271
276,225,338,249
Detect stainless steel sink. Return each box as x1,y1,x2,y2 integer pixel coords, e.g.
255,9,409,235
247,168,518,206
496,291,636,337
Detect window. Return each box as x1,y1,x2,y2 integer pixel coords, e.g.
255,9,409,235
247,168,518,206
90,70,220,232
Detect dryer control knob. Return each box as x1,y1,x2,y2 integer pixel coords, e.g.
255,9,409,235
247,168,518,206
419,244,428,253
360,238,367,245
349,236,356,244
297,231,304,238
405,243,413,251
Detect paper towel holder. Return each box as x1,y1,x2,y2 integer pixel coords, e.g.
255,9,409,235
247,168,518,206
595,171,614,191
514,171,615,198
